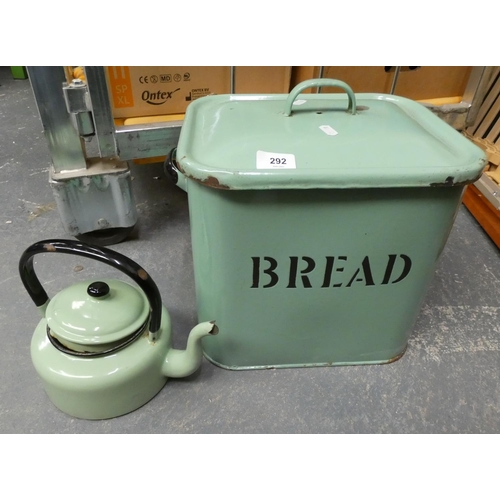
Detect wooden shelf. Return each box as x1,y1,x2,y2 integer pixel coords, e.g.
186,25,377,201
463,184,500,248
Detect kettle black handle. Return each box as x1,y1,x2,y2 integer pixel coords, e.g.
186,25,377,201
18,239,163,335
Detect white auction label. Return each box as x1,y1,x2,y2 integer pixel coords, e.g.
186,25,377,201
319,125,338,136
293,99,307,106
256,150,296,169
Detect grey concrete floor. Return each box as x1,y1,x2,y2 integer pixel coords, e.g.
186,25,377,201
1,67,500,433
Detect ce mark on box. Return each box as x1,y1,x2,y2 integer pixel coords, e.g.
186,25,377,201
139,74,186,83
139,75,160,84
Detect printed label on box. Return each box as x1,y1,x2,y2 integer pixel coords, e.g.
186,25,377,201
108,66,134,108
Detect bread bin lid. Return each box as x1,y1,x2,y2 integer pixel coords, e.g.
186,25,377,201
176,78,487,190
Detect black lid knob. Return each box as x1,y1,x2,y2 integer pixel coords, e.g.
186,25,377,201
87,281,110,298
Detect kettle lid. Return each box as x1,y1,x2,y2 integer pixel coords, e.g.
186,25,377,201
45,279,150,347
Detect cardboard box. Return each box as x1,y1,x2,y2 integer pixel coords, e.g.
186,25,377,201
234,66,291,94
290,66,472,101
107,66,291,119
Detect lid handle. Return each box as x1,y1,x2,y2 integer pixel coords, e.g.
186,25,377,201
18,240,163,336
284,78,357,116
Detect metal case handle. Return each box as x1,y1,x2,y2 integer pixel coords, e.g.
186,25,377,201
284,78,357,116
19,240,163,335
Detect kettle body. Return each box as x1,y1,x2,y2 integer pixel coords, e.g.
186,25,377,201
31,301,173,420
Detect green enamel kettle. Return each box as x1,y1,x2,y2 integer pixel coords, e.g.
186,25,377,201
19,239,218,420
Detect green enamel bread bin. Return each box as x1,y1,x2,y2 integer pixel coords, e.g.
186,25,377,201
172,78,487,370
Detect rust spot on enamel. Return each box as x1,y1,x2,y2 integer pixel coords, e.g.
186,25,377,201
202,176,230,190
430,172,482,187
176,162,231,190
384,347,407,364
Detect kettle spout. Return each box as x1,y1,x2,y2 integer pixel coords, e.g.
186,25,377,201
162,321,218,378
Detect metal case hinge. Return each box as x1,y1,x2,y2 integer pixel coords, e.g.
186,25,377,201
62,78,95,139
